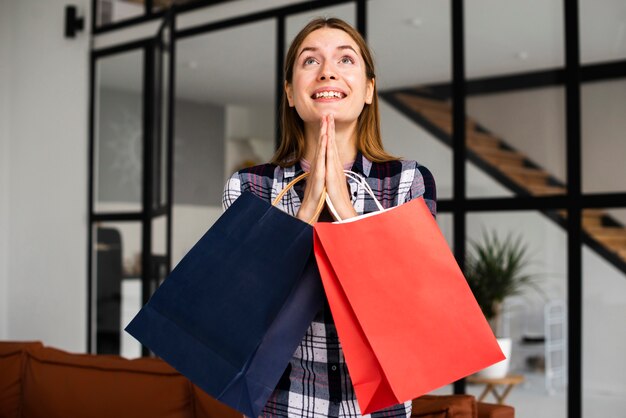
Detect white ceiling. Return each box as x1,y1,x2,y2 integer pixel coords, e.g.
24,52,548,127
98,0,626,106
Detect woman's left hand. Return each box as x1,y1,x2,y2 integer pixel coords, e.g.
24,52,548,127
324,114,358,220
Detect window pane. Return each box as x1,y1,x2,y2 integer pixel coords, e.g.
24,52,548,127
464,0,565,199
466,87,566,198
94,49,144,213
92,221,142,356
582,208,626,416
580,0,626,64
369,0,453,200
466,0,564,78
582,79,626,194
172,20,276,266
465,211,568,417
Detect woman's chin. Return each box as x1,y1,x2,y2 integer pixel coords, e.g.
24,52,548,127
298,109,359,125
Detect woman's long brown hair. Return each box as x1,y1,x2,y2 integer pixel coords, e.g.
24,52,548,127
271,17,398,167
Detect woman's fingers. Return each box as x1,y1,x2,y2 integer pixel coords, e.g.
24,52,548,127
324,114,356,220
297,115,327,223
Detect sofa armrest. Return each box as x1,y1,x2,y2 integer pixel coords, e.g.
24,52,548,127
412,394,476,418
477,402,515,418
0,341,45,418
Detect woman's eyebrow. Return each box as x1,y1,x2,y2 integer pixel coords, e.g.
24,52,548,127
297,47,317,58
337,45,358,55
297,45,359,58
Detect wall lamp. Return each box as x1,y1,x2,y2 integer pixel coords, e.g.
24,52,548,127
65,5,84,38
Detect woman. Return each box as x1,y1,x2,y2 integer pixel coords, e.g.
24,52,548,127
223,17,436,418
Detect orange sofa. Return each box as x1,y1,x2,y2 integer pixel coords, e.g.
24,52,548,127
0,341,513,418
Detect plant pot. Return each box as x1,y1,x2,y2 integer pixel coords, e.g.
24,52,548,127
476,337,512,379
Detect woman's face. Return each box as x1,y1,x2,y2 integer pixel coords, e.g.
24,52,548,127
286,27,374,126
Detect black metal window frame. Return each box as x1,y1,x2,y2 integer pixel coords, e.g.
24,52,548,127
88,1,626,417
88,11,176,356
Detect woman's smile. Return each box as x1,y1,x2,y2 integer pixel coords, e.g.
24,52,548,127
310,87,348,101
311,87,346,101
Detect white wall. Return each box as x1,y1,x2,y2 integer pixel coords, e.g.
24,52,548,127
0,0,90,352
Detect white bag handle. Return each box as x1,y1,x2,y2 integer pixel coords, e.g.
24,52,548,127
325,170,384,221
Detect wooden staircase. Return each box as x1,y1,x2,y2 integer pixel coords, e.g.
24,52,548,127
381,89,626,273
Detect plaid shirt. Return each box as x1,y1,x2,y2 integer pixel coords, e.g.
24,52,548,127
222,152,436,418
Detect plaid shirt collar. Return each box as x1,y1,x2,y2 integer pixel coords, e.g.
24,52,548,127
282,150,372,181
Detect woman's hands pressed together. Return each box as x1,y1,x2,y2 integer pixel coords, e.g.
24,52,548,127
297,114,358,223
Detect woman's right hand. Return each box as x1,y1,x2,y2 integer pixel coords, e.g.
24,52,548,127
296,116,328,223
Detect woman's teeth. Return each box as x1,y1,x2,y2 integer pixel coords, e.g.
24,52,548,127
314,91,344,99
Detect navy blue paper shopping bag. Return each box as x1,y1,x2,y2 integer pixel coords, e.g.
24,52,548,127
125,183,324,417
218,253,323,415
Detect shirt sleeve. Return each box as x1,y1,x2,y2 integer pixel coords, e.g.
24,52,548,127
405,163,437,219
222,171,242,212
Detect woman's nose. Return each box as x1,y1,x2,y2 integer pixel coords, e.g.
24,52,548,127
318,62,337,80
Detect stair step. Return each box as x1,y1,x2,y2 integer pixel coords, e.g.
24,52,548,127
421,110,477,131
558,209,606,225
467,131,501,148
595,236,626,247
509,173,551,187
468,144,527,164
606,242,626,255
396,93,451,113
497,165,552,179
526,184,567,196
582,210,606,227
558,209,605,219
583,209,605,217
585,227,626,237
617,249,626,260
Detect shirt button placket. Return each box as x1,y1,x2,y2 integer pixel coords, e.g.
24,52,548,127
329,362,341,404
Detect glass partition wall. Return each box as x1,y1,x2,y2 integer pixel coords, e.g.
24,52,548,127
89,1,626,417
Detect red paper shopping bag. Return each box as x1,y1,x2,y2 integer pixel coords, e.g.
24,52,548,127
313,197,505,415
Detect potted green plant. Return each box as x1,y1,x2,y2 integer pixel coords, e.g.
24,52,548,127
465,230,537,378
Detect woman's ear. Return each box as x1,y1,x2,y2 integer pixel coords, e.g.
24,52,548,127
365,78,375,105
285,81,295,107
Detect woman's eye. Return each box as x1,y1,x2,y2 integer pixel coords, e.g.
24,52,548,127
340,56,355,64
304,57,317,65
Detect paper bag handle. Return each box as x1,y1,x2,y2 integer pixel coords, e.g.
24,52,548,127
272,172,326,225
325,170,384,221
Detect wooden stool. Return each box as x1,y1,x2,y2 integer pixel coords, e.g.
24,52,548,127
466,374,525,405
